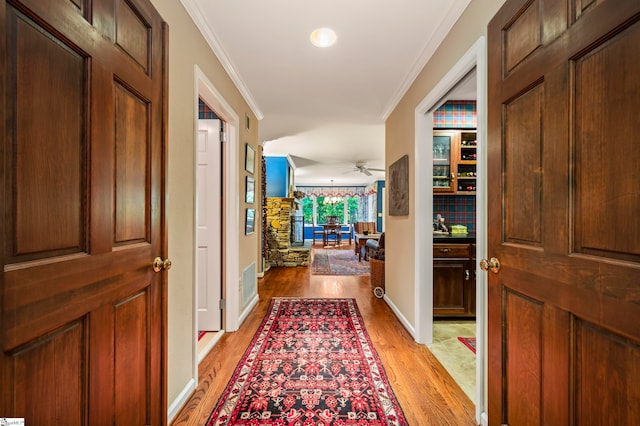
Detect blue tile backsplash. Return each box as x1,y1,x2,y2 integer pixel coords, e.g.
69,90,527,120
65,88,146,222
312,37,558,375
433,195,476,233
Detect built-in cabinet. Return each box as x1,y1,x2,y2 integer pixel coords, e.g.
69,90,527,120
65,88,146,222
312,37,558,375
433,242,476,317
433,130,477,195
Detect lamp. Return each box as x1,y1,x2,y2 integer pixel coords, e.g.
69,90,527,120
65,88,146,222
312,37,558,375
324,196,340,205
324,180,340,205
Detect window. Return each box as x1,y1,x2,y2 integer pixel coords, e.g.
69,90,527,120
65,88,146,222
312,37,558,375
302,197,314,225
303,195,367,224
316,196,344,224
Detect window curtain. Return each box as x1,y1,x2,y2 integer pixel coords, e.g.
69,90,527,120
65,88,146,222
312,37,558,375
297,186,375,197
298,184,379,223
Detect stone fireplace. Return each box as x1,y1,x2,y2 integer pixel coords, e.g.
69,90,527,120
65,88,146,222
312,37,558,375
265,197,310,267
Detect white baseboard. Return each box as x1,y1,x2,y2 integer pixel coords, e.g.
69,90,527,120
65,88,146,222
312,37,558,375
480,411,488,425
383,295,416,339
239,294,259,326
167,378,196,424
197,330,225,364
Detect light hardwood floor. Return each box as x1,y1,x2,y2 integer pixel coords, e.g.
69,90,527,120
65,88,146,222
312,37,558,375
171,246,477,425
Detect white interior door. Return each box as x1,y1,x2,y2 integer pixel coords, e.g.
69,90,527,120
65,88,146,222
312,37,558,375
197,119,222,331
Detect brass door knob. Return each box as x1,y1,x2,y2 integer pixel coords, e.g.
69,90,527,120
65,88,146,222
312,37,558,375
153,257,172,272
479,257,501,273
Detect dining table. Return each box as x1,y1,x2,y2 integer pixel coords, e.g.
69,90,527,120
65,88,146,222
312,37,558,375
322,223,345,246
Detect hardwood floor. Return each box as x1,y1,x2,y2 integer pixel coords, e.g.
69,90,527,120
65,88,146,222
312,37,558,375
171,248,476,425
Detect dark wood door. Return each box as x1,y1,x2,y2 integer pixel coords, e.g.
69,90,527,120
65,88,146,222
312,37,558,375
1,0,167,424
487,0,640,424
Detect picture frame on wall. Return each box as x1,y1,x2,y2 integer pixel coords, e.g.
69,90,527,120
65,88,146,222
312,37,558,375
245,143,255,174
245,176,255,204
245,208,255,235
388,154,409,216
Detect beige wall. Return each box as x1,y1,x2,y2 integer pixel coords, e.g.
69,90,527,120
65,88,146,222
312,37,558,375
385,0,504,319
385,0,505,416
149,0,260,414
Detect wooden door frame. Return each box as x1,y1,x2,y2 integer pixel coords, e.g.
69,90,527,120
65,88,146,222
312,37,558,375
413,37,487,424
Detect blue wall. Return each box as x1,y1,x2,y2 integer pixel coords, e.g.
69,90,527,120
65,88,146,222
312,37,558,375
265,157,290,197
376,180,385,232
303,224,352,241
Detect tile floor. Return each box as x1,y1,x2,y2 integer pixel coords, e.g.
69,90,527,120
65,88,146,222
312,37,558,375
429,320,476,403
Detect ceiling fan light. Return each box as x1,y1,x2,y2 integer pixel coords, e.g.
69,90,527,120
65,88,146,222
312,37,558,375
310,28,337,48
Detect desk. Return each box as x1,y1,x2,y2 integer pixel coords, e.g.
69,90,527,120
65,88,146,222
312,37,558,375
354,233,380,261
322,224,345,246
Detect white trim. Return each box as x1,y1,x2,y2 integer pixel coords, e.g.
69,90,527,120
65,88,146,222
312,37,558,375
197,331,224,364
224,122,241,331
239,294,260,326
167,378,196,424
180,0,263,120
194,64,242,344
382,0,472,120
383,295,416,339
474,37,488,426
414,37,487,426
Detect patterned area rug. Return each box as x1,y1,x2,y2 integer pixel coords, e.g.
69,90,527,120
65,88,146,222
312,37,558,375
457,336,476,354
206,298,407,425
311,249,370,275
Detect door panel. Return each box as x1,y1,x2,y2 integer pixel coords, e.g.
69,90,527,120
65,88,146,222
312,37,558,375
488,0,640,424
576,322,640,425
504,290,542,425
114,81,150,244
11,321,85,424
504,84,543,246
114,291,150,425
197,119,222,332
8,7,86,261
574,23,640,262
1,0,167,423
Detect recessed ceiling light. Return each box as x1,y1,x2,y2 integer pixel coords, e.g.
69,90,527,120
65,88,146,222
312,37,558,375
310,27,337,48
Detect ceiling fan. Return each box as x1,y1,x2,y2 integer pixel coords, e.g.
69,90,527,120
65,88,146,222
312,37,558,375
353,161,384,176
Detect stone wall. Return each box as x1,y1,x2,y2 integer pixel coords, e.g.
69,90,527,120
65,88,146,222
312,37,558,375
265,198,309,267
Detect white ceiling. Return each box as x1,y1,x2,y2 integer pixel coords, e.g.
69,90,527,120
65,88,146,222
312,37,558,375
182,0,474,186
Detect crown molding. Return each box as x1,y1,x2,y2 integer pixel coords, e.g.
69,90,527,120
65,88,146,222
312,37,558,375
180,0,264,120
381,0,472,121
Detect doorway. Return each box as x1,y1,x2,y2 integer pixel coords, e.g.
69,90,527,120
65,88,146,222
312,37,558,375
196,106,224,361
192,66,242,374
414,37,487,423
429,69,478,403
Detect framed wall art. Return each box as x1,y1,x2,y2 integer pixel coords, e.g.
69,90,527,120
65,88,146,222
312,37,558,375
388,154,409,216
245,143,255,174
245,208,255,235
245,176,255,204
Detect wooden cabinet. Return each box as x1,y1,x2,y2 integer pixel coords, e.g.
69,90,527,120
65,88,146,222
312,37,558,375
433,130,477,195
433,243,476,317
433,131,456,193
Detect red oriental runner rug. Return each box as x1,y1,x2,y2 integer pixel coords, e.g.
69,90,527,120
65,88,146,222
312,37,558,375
206,298,407,425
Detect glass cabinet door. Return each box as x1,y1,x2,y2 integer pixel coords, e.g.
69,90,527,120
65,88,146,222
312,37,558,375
433,131,454,192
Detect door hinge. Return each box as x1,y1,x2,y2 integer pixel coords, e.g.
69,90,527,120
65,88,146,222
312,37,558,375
219,298,226,310
220,131,227,142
